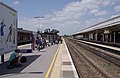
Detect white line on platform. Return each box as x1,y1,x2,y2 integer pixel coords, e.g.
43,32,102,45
63,39,79,78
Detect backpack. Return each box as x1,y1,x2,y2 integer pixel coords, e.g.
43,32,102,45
20,56,27,63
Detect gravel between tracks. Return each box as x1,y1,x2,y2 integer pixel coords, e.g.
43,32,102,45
79,43,120,78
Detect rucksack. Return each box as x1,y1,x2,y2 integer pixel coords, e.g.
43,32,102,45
20,56,27,63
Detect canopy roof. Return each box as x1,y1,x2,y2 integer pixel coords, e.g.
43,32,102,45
73,15,120,35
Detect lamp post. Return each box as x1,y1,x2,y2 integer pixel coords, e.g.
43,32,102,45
32,16,44,50
34,16,44,33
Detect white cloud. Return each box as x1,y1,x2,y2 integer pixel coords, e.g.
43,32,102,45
95,10,108,16
18,17,37,31
114,5,120,12
19,0,119,35
90,9,98,13
101,0,112,6
85,18,106,27
90,9,108,16
13,0,20,4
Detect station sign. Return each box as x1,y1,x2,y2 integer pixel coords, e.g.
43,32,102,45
104,30,110,34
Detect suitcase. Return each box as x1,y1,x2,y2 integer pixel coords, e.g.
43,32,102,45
20,49,32,53
27,49,32,53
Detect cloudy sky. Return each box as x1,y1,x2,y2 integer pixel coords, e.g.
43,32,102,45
1,0,120,35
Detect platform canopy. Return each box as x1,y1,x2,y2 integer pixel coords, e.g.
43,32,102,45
73,15,120,35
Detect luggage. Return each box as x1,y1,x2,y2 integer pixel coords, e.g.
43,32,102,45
20,56,27,63
7,64,15,69
27,49,32,53
20,49,32,53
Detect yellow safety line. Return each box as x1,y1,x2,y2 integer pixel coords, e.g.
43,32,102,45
45,45,61,78
50,44,62,78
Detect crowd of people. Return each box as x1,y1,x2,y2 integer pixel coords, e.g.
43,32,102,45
35,36,62,51
7,35,62,69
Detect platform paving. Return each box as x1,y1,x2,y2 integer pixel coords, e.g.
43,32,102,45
50,44,62,78
0,44,59,78
0,39,79,78
50,39,79,78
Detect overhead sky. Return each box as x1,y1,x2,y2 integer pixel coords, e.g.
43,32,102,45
0,0,120,35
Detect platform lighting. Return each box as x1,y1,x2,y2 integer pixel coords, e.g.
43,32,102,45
34,16,44,18
34,16,44,33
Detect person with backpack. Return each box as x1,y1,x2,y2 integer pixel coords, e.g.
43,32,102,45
36,37,42,51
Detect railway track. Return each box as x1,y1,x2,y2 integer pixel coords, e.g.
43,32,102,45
65,38,110,78
70,38,120,67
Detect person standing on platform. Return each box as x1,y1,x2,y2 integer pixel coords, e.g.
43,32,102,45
36,37,42,51
31,32,35,50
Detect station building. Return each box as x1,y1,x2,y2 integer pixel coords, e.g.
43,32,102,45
73,15,120,46
17,28,60,45
17,28,32,45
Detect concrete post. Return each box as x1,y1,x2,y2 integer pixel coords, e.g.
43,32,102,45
114,32,116,43
96,33,97,41
1,55,4,63
110,34,111,42
103,34,104,42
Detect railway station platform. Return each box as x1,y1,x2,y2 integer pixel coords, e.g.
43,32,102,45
0,39,79,78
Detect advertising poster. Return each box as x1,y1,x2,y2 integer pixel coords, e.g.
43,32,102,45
0,2,17,55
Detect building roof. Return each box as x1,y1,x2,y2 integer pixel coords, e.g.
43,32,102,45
17,28,32,33
73,15,120,35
